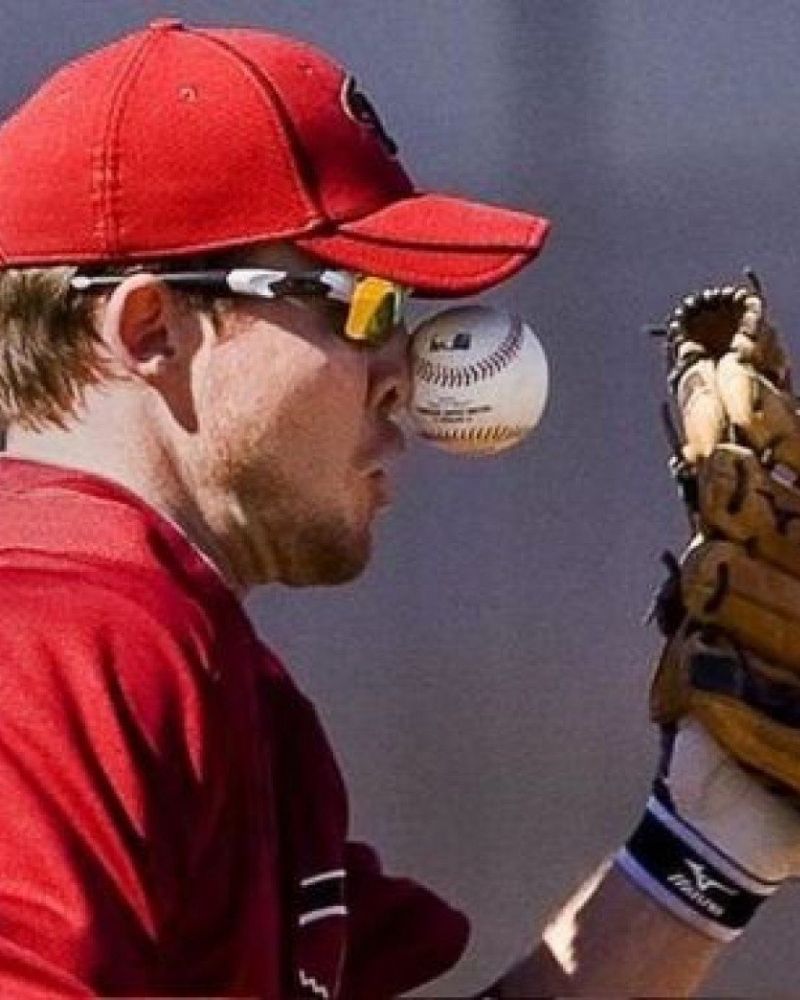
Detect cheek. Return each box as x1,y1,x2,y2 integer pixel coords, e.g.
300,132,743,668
273,364,369,480
197,335,368,484
266,335,370,452
191,342,278,482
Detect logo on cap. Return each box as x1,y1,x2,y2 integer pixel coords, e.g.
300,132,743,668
340,77,398,157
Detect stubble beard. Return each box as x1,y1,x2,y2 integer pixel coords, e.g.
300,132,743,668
282,512,372,586
234,466,374,588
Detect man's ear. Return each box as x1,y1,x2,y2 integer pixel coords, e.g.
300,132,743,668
99,273,198,382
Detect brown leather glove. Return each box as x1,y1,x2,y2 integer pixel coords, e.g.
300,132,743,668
649,272,800,798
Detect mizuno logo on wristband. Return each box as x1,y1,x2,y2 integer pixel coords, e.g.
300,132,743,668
684,860,738,896
666,859,739,918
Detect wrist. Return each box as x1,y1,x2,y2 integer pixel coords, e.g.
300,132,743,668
616,792,778,941
616,720,798,940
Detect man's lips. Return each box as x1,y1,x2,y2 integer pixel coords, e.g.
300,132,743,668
361,418,407,472
378,417,407,461
367,467,393,508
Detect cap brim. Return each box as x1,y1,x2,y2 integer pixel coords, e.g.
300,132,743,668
296,193,551,297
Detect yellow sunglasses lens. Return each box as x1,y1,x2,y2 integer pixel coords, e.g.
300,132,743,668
344,277,404,344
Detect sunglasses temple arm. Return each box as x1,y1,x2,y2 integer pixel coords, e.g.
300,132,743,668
70,270,233,293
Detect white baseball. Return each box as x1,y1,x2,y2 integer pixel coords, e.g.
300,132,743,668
409,305,549,456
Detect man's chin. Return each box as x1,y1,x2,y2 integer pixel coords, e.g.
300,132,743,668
282,522,373,587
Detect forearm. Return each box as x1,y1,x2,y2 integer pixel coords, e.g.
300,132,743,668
482,859,721,998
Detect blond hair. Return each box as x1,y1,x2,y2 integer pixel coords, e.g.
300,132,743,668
0,267,112,431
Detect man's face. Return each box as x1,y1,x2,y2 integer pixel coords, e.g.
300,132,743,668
186,246,409,589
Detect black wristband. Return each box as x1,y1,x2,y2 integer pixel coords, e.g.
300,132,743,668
615,796,778,941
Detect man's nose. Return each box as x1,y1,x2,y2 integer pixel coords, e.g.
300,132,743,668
367,326,411,416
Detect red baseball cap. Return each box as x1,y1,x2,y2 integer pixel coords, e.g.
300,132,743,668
0,19,551,296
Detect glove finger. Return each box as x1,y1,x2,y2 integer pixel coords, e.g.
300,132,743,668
696,444,800,576
717,354,800,473
662,279,794,470
680,539,800,675
673,358,728,462
731,298,791,389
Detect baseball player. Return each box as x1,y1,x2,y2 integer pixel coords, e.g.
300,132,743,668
0,18,797,999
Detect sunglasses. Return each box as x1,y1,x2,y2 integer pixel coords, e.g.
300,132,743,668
70,268,410,348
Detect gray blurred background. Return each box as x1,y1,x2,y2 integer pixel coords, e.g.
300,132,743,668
3,1,800,995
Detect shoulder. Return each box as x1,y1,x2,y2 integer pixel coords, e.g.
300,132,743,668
0,557,229,777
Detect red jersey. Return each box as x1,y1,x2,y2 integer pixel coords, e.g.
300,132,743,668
0,459,468,998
